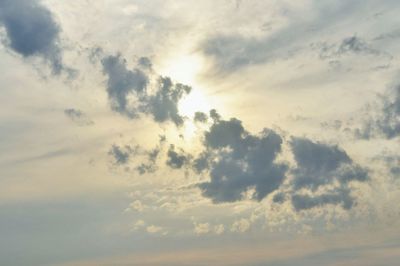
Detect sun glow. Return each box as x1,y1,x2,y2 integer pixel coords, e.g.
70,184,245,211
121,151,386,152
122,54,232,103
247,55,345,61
179,89,210,118
160,53,213,139
160,53,211,117
162,54,203,86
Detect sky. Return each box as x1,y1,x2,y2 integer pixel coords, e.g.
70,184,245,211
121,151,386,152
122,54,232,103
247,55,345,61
0,0,400,265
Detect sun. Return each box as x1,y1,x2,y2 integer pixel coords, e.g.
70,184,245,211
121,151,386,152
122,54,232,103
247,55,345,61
160,53,211,118
162,53,203,86
178,89,210,118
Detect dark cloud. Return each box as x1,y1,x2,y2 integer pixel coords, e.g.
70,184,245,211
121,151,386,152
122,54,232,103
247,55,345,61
136,148,160,174
166,145,189,169
64,108,93,126
101,54,190,126
0,0,69,75
146,77,191,126
290,137,368,191
108,145,134,165
272,192,286,204
101,54,148,117
194,114,287,203
138,56,152,69
286,137,368,210
194,111,208,123
291,188,354,211
109,136,166,175
192,152,209,173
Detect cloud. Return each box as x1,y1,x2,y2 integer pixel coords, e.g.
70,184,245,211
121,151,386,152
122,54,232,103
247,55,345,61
146,225,164,234
146,77,191,126
136,147,160,175
291,188,354,211
314,36,383,60
355,85,400,139
101,54,190,126
127,200,145,212
193,111,208,123
0,0,69,75
200,1,374,73
231,218,250,233
194,222,211,235
195,112,288,203
166,144,189,169
108,144,133,165
291,137,369,187
288,137,368,210
101,54,148,117
64,108,93,126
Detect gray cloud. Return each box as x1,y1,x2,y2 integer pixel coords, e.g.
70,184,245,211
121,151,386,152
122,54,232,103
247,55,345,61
314,36,385,61
194,112,287,203
64,108,93,126
290,137,368,190
291,188,354,211
286,137,368,210
109,136,166,175
0,0,69,75
194,111,208,123
355,85,400,139
136,147,160,175
101,54,148,118
101,54,190,126
201,1,374,73
146,77,191,126
108,144,134,165
166,144,189,169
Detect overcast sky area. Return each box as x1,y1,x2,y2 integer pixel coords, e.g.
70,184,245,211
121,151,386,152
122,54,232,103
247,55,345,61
1,0,400,265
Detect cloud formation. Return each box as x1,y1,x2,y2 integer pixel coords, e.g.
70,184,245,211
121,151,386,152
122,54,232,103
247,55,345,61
101,54,190,126
64,108,93,126
0,0,68,74
193,112,288,203
355,85,400,139
288,137,368,210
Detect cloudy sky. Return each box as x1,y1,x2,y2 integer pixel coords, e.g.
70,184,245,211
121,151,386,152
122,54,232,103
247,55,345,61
1,0,400,265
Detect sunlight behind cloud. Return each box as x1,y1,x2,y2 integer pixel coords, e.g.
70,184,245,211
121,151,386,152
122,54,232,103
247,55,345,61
161,53,204,86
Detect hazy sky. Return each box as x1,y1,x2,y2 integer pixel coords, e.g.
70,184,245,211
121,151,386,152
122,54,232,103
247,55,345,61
1,0,400,265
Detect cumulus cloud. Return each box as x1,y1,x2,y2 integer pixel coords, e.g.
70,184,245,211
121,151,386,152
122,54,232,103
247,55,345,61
194,111,208,123
194,112,288,203
146,77,191,126
101,54,190,126
166,144,189,169
231,218,250,233
194,222,211,235
287,137,368,210
290,137,368,190
0,0,70,74
101,54,148,117
109,144,134,165
127,200,145,212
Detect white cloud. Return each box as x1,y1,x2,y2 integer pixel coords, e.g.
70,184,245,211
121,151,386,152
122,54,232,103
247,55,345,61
231,219,251,233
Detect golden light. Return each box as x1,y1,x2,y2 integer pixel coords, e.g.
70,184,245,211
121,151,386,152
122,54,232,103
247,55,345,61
161,53,203,86
179,89,210,118
160,53,211,117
